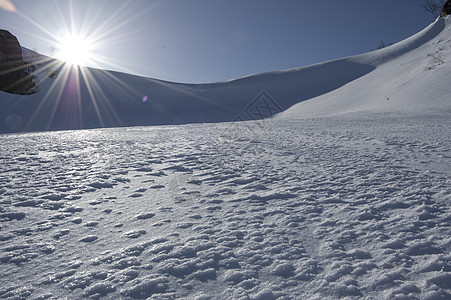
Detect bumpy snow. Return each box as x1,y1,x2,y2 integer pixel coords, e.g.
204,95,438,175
1,115,450,299
1,16,451,300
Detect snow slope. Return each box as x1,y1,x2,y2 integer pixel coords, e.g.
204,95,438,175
0,54,374,133
0,16,450,300
280,17,451,117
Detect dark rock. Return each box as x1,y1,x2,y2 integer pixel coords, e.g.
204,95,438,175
0,29,37,95
441,0,451,17
0,30,23,63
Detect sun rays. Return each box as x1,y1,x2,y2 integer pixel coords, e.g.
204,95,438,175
10,0,160,132
3,0,218,133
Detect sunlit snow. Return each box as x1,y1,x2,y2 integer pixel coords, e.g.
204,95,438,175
0,16,450,300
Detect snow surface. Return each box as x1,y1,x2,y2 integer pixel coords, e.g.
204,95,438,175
0,16,450,300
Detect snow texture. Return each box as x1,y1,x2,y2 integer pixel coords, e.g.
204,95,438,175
0,16,450,300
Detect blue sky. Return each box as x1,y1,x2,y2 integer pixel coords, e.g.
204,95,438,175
0,0,438,83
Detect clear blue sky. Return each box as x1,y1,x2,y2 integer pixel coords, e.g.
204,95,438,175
0,0,437,83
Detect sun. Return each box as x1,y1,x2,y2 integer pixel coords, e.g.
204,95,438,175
56,34,94,66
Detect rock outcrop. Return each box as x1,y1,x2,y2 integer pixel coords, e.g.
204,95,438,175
441,0,451,17
0,29,37,95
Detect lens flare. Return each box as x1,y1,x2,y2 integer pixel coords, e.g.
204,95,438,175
0,0,15,12
6,114,23,130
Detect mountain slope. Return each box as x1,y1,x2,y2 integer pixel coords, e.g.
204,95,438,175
280,17,451,118
0,56,373,133
1,17,450,133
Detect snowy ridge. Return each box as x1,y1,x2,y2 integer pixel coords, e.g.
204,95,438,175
352,17,447,66
281,17,451,118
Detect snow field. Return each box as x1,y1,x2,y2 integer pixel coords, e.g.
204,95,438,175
0,114,450,299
